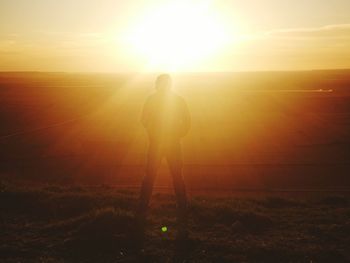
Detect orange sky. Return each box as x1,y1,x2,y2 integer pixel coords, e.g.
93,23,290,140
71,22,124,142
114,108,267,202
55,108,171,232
1,0,350,72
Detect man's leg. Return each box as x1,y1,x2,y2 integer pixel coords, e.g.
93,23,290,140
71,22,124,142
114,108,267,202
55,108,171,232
133,144,162,248
166,142,188,238
136,143,162,221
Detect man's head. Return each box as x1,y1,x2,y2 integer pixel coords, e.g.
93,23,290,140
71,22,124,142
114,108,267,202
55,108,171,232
155,74,172,93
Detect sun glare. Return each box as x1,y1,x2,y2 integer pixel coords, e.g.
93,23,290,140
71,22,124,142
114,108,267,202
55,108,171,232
125,1,231,71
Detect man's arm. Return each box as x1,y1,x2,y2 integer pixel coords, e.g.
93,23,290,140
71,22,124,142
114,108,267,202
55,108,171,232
141,97,150,129
180,98,191,137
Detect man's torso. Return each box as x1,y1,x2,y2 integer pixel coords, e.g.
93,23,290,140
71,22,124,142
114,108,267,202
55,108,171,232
143,92,186,145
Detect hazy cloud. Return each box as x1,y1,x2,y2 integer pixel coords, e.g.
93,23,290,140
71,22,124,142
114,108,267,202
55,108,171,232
266,24,350,39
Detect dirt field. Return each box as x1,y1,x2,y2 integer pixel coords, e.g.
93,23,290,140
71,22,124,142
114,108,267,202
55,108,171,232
1,71,350,189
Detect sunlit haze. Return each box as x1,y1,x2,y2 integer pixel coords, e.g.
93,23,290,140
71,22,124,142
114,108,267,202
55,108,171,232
1,0,350,72
125,1,231,71
1,1,350,259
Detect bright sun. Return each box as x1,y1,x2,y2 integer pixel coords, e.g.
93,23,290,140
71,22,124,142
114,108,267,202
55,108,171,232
126,1,230,71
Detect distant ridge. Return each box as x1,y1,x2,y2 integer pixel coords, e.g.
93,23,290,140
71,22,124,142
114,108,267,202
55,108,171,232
0,68,350,75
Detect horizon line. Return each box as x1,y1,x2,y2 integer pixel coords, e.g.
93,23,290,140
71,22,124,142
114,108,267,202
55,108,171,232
0,68,350,75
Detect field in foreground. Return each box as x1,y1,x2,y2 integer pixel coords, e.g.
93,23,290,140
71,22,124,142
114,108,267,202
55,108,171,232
1,182,350,262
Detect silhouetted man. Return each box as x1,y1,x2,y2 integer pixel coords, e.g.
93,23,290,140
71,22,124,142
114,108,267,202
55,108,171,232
136,74,191,240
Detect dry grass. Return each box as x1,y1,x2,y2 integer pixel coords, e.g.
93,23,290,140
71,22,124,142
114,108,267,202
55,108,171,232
1,182,350,262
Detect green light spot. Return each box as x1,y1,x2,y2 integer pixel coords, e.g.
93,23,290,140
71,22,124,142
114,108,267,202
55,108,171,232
161,226,168,232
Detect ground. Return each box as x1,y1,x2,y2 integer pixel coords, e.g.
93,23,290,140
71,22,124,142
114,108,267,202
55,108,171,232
1,182,349,262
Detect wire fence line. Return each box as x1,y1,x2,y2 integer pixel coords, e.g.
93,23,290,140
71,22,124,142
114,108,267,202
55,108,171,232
0,154,350,167
108,185,350,193
0,117,85,141
1,105,349,168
